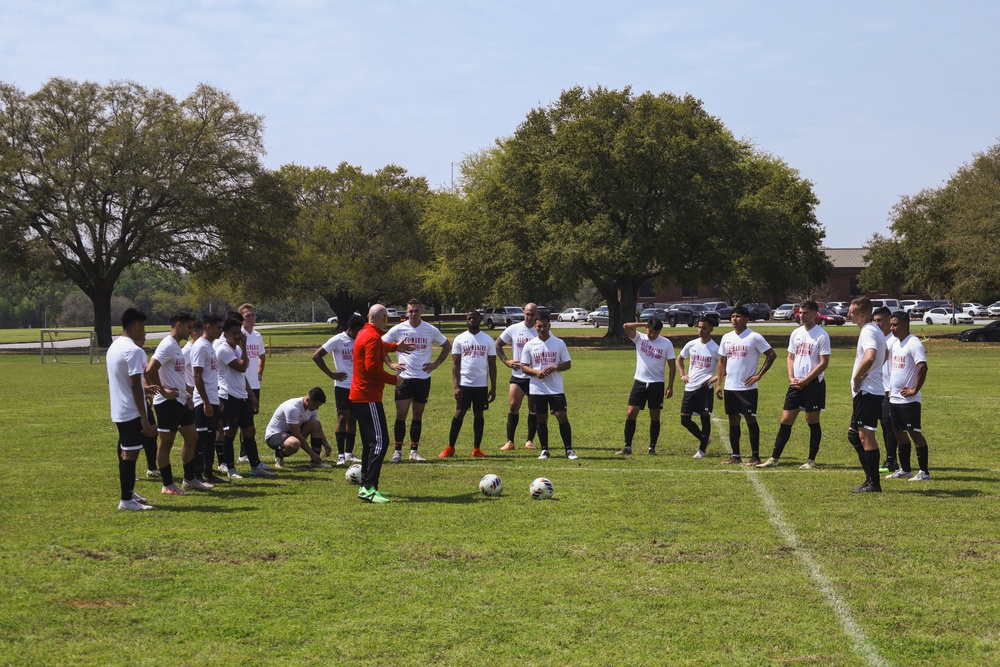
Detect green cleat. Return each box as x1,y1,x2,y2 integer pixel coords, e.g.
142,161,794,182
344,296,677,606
357,486,375,502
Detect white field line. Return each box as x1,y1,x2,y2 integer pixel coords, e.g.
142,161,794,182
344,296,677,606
712,415,889,667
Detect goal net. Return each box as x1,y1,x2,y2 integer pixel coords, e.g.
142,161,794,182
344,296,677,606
39,329,99,364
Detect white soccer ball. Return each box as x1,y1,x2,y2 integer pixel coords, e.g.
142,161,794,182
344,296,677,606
530,477,554,500
479,474,503,497
345,464,362,485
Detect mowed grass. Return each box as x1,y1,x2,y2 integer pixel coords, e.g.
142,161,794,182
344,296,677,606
1,332,999,666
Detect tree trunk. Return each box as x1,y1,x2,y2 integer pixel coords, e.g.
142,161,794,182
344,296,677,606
92,288,114,348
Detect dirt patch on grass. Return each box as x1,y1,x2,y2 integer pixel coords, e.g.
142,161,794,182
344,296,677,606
406,543,487,562
68,599,134,609
203,550,280,565
959,548,1000,561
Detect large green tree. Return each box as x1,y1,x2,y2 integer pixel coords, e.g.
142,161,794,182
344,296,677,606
0,78,279,345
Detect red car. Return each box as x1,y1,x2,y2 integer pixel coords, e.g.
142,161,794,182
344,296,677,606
816,308,845,326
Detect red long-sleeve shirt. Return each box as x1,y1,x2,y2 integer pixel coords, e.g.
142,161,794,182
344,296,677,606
349,323,399,403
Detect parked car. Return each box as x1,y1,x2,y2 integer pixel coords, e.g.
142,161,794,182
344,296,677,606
772,304,796,321
556,308,588,322
664,303,720,327
924,307,973,325
746,303,771,321
701,302,732,320
909,300,947,318
386,307,400,319
815,308,846,326
960,302,989,317
899,300,919,315
589,305,610,327
871,298,901,312
638,308,668,323
482,306,524,329
989,302,1000,317
958,320,1000,342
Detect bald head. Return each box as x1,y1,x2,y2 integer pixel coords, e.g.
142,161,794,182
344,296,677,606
369,304,388,329
523,302,538,326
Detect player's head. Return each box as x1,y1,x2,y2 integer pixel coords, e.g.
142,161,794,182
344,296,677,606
848,297,873,325
238,303,256,330
697,315,715,339
406,299,423,324
190,319,204,340
731,305,749,331
305,386,327,410
202,313,223,341
872,305,892,334
169,311,195,340
466,310,482,332
222,317,243,346
646,317,664,338
121,308,147,342
368,304,388,329
799,300,819,326
227,310,245,324
535,309,551,338
523,302,538,326
889,310,910,338
347,314,366,338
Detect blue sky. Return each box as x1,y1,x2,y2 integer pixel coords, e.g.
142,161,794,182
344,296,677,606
2,0,998,247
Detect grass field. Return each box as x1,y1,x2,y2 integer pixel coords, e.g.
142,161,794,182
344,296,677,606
2,327,999,666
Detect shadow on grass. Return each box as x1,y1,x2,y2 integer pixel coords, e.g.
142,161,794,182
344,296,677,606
400,491,483,504
900,488,988,498
153,504,259,513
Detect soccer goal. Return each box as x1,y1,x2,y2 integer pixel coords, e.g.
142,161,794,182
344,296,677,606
39,329,99,365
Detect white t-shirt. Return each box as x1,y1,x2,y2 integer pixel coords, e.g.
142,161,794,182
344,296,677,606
852,322,886,396
182,340,196,391
881,332,896,393
190,337,220,406
216,342,248,399
788,325,832,383
265,397,318,439
383,320,449,380
679,338,719,392
520,335,571,395
321,332,356,389
498,322,538,380
632,332,675,383
888,334,927,404
151,335,188,405
242,327,265,390
107,335,148,422
452,330,497,387
719,328,772,391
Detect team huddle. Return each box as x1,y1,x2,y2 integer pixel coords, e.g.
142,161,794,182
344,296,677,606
106,297,930,509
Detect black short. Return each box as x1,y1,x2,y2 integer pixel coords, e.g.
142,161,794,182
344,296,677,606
783,379,826,413
628,380,665,410
890,402,922,433
252,387,261,401
115,417,145,451
334,386,353,411
681,385,714,415
223,395,255,430
456,386,491,412
153,400,195,432
266,432,291,451
395,377,431,403
510,376,531,395
194,403,223,432
851,392,882,431
881,393,892,427
724,389,758,417
529,393,568,415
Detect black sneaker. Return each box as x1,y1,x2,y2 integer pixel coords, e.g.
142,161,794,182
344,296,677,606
879,458,898,473
850,481,883,493
647,446,656,455
615,447,632,456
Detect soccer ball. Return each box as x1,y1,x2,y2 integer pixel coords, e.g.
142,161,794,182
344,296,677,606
345,464,362,485
479,474,503,497
530,477,554,500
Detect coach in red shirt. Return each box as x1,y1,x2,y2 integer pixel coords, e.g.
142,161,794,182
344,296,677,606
350,304,412,502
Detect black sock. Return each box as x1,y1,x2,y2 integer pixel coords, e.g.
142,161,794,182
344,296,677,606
772,423,792,459
160,463,174,487
201,432,216,476
345,431,355,453
410,420,422,447
215,440,224,465
681,415,702,442
143,436,158,471
182,458,196,482
915,445,929,473
394,419,406,446
863,449,881,487
119,457,136,501
223,436,236,468
624,420,636,448
748,422,760,458
559,421,572,450
701,414,712,444
310,437,322,456
473,414,484,449
897,440,912,472
537,422,549,450
527,413,538,442
847,429,865,468
335,432,346,455
449,417,462,447
807,423,822,460
506,413,519,442
649,420,660,447
729,425,742,457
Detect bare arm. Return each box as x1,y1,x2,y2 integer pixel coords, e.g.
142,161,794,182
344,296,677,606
424,340,453,372
488,355,497,403
194,367,213,417
312,347,347,381
666,358,676,398
900,361,928,397
715,356,728,399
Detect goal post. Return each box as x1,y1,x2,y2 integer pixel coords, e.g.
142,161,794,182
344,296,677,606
40,329,99,365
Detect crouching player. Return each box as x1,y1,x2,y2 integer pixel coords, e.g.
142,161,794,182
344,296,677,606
264,388,333,468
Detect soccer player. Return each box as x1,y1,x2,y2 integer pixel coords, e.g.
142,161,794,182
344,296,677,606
351,305,413,503
440,310,497,458
757,301,831,469
216,317,274,479
616,317,676,456
191,313,225,484
383,299,451,462
520,311,576,460
182,320,204,478
496,303,539,451
145,311,207,494
107,308,158,510
679,316,720,458
716,305,777,466
872,306,898,473
846,296,888,493
885,312,931,481
237,303,265,463
312,313,366,465
264,388,333,468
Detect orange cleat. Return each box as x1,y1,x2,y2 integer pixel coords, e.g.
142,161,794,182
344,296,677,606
500,441,515,451
438,446,456,458
471,449,488,458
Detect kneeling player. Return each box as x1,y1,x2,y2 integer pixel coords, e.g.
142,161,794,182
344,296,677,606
265,388,333,468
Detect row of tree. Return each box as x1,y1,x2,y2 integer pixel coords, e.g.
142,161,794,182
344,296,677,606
2,79,835,346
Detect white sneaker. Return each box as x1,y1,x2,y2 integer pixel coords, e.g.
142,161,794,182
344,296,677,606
217,463,229,475
389,450,403,463
227,469,244,480
182,478,214,491
237,455,250,464
145,469,162,479
693,449,707,459
566,449,579,460
538,450,549,460
909,470,931,481
273,454,285,469
118,498,153,511
336,454,346,466
756,457,779,468
131,490,148,504
799,459,816,469
249,464,277,478
344,452,358,463
408,450,426,462
885,469,910,479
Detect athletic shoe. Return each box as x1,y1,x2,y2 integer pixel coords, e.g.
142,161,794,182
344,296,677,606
538,450,550,460
756,457,779,468
799,459,816,470
745,457,762,467
524,441,536,450
389,450,403,463
257,461,274,472
336,454,346,466
909,470,931,481
885,469,910,479
647,446,656,456
693,449,707,459
161,484,189,496
217,463,229,475
227,469,244,480
145,469,161,479
203,473,225,484
566,449,579,460
720,456,742,465
309,461,332,469
238,455,250,464
371,488,391,498
438,446,456,458
879,458,899,473
357,487,375,502
182,478,214,491
343,452,358,463
131,490,148,504
250,464,278,477
409,450,426,462
500,441,515,451
850,481,882,493
118,499,153,511
370,492,390,504
472,449,488,458
615,447,632,456
273,454,285,469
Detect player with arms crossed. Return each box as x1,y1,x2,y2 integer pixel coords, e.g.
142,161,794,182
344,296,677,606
758,301,831,469
440,310,497,458
216,318,273,479
312,314,366,465
884,312,932,482
265,388,332,468
495,303,539,451
846,297,888,493
520,311,577,460
616,317,676,456
680,315,720,458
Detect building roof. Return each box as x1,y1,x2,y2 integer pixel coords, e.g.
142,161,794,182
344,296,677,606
824,247,867,269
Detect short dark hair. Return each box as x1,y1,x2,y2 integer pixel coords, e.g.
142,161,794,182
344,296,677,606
191,320,204,331
536,309,551,322
202,313,223,326
121,308,147,328
872,306,892,319
890,310,908,322
699,314,718,327
222,317,243,333
801,300,819,312
647,317,664,332
227,310,244,323
347,314,366,331
732,305,750,318
406,298,422,307
308,387,327,404
169,311,195,326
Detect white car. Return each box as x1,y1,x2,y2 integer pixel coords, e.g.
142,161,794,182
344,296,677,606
771,304,795,320
557,308,589,322
924,307,973,325
960,302,989,317
989,302,1000,317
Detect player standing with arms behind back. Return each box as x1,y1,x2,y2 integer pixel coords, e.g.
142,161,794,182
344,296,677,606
885,311,931,482
495,303,539,451
520,311,576,460
680,315,720,458
440,310,497,458
846,297,887,493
